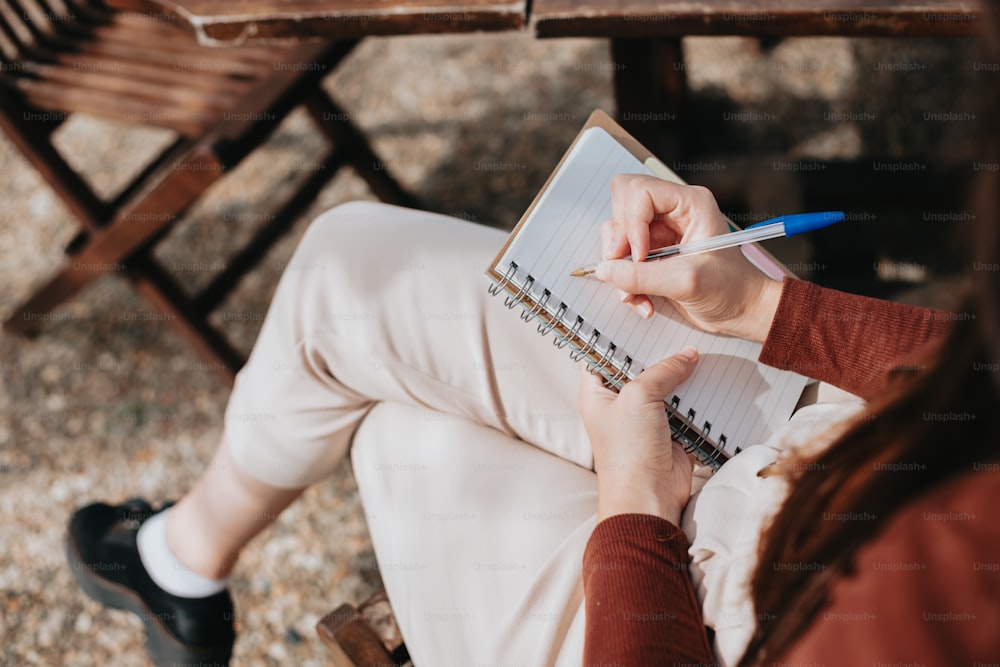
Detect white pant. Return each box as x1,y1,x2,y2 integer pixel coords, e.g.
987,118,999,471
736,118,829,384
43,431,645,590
224,202,859,666
226,202,600,666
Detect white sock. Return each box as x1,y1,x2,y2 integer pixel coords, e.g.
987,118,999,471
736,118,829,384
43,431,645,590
136,509,229,598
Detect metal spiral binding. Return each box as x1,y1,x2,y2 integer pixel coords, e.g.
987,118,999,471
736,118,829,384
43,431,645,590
587,343,616,374
488,263,516,296
691,419,709,456
504,274,534,309
488,262,730,471
607,356,632,387
554,316,583,349
538,303,567,336
569,329,600,362
521,289,550,323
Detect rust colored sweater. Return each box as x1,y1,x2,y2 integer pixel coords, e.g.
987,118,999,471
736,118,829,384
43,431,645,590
581,279,999,666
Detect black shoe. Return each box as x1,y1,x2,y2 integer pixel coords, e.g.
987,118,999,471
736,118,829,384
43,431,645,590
67,498,235,667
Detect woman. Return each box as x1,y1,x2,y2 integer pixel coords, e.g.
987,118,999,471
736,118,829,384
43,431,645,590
581,174,999,665
68,28,999,667
67,164,997,665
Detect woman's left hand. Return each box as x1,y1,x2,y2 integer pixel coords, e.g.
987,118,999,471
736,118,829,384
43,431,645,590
577,347,699,526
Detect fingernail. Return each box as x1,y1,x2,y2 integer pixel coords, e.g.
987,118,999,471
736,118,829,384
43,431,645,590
679,346,698,362
596,262,611,280
616,289,630,302
638,302,653,318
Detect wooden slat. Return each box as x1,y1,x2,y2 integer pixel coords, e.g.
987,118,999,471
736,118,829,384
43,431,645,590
4,27,274,80
0,4,28,58
54,0,116,25
206,40,353,157
92,21,283,61
1,0,421,381
59,37,270,75
103,0,526,45
17,50,258,92
10,75,217,134
532,0,983,38
24,61,239,110
4,0,51,45
2,1,273,72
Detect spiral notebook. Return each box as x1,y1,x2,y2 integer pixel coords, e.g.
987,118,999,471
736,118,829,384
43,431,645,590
484,110,809,469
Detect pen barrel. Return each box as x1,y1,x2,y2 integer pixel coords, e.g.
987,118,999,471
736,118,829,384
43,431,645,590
648,222,786,260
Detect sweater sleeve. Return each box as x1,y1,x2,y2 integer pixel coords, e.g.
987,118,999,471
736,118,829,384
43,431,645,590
778,471,1000,666
582,514,715,667
759,279,951,399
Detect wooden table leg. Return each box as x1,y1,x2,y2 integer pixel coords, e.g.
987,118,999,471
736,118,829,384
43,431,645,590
611,37,687,160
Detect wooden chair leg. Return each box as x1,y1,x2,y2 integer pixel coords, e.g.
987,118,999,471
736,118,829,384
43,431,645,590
126,259,244,385
3,146,225,336
316,589,409,667
304,92,421,209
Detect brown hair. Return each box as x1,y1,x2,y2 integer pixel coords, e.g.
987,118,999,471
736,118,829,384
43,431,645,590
737,11,1000,665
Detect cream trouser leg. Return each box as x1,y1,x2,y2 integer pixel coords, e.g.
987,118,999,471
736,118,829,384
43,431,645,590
225,202,599,666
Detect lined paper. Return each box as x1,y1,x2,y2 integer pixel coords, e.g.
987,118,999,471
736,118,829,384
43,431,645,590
497,127,808,454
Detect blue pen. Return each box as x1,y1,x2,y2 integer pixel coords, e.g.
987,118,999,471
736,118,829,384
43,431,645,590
570,211,845,276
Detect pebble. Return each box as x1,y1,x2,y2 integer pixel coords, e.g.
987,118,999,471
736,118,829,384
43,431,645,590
74,613,93,634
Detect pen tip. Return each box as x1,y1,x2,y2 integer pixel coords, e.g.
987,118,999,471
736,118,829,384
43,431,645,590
570,268,587,277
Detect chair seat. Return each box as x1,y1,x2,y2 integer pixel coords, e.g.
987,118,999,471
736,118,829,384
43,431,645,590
1,0,418,380
0,3,306,136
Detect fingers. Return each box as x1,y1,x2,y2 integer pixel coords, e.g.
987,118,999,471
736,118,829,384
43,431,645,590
596,255,696,303
600,219,630,260
623,187,654,261
626,294,654,319
626,347,699,402
608,177,728,259
603,178,729,320
615,286,654,319
610,176,691,261
578,349,698,419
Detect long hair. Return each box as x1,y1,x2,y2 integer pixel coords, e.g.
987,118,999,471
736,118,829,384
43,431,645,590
737,11,1000,665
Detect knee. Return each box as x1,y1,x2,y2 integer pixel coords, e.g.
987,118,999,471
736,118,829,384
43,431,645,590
302,200,398,244
289,201,400,269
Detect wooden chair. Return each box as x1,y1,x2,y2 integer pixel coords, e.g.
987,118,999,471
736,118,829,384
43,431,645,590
316,588,412,667
0,0,416,382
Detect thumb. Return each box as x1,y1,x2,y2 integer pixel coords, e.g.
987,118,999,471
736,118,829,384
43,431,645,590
577,362,618,403
577,361,616,412
629,347,699,401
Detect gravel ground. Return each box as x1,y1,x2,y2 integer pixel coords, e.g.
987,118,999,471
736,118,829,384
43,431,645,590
0,30,984,667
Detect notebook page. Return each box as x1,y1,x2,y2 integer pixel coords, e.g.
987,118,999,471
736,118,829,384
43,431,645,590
497,127,808,453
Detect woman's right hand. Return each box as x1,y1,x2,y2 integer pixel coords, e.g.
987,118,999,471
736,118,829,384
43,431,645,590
599,175,784,343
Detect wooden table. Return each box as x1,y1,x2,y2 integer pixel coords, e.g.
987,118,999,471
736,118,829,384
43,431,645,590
104,0,982,154
104,0,526,45
532,0,981,38
531,1,982,155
